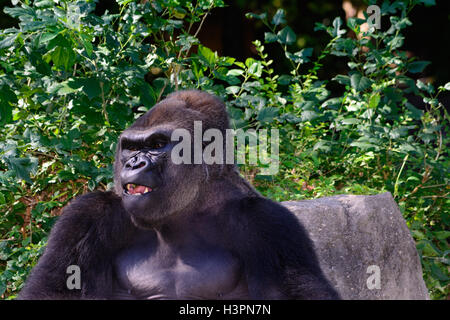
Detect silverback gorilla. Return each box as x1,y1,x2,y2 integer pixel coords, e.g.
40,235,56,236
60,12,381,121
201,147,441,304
19,90,339,300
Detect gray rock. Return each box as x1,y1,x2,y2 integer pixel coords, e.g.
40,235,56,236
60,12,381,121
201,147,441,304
282,192,429,300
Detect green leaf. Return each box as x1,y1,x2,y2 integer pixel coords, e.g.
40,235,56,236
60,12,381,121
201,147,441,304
341,118,360,125
0,283,6,297
61,78,104,99
419,0,436,7
408,61,430,73
332,74,350,86
350,141,378,150
434,231,450,240
226,86,240,95
139,82,155,108
82,78,103,100
278,74,291,85
3,6,34,19
257,107,278,123
245,12,267,20
271,9,286,26
248,61,263,77
5,156,38,183
412,230,426,240
301,110,319,122
198,45,216,66
430,263,449,281
0,99,13,125
416,80,434,94
34,0,54,7
313,140,331,152
405,102,423,120
0,34,17,49
0,86,17,125
176,34,198,52
226,69,244,77
417,240,441,257
387,34,404,49
80,33,93,57
347,17,365,30
369,93,380,109
117,0,133,5
286,48,313,64
39,32,59,45
277,26,296,45
44,35,76,71
227,106,246,128
313,22,327,32
264,32,278,43
348,62,359,69
350,73,373,91
57,82,79,95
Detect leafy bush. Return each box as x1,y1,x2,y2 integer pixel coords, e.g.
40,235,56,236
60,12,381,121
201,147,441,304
0,0,448,299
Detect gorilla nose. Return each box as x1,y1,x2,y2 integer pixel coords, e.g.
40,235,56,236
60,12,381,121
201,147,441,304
125,156,148,170
121,154,161,191
122,156,152,181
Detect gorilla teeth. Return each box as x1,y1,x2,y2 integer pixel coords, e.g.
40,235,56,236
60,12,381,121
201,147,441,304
125,184,152,195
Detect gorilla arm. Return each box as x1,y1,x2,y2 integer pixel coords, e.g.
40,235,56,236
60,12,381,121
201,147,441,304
224,196,340,300
19,192,135,299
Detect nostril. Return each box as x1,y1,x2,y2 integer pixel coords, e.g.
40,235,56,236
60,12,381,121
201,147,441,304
135,161,145,169
127,160,147,170
124,155,149,171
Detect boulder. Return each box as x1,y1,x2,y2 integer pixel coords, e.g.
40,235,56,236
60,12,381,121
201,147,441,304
282,192,429,300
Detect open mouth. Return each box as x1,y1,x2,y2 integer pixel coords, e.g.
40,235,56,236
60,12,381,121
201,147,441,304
124,183,153,195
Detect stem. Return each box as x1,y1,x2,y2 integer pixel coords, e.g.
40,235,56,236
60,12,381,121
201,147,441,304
394,154,409,198
173,6,212,88
157,80,168,102
99,81,109,124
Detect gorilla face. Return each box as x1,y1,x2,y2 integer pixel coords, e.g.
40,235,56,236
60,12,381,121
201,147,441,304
117,125,203,228
114,90,230,229
119,128,167,218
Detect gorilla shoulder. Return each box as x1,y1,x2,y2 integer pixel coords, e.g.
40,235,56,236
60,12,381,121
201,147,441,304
19,191,135,299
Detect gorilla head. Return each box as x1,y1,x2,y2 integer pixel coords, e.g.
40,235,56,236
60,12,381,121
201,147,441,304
113,90,234,228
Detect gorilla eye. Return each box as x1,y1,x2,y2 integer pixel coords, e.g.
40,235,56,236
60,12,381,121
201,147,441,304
149,140,167,150
146,134,169,150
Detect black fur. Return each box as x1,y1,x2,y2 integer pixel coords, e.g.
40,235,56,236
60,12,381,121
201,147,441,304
223,197,339,299
19,90,340,300
19,192,134,299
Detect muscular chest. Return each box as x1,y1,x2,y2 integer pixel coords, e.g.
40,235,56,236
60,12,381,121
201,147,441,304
113,234,247,299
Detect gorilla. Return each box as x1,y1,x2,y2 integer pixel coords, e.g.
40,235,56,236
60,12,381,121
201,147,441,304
19,90,339,300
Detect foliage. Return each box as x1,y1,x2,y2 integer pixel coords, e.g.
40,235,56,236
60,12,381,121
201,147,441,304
0,0,448,299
